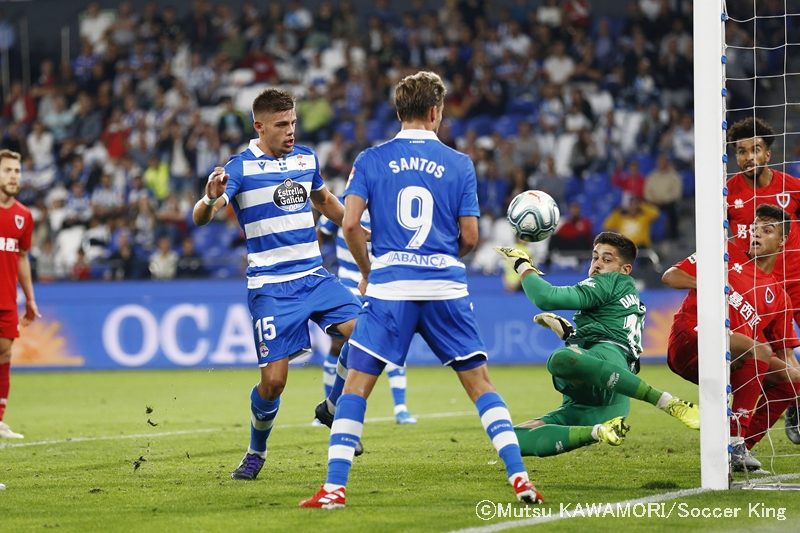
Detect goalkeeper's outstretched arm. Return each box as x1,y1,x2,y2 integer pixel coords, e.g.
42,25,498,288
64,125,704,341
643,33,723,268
495,246,588,311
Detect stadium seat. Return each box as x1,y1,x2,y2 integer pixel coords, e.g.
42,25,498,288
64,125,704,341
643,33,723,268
563,177,585,200
447,118,467,139
466,115,494,137
336,121,356,142
365,119,386,143
374,101,394,122
651,211,668,242
494,115,520,137
583,173,610,197
637,154,656,175
383,121,400,139
681,169,695,197
505,95,538,115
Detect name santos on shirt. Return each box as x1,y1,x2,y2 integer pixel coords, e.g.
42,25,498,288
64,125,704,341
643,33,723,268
388,157,445,178
0,237,19,252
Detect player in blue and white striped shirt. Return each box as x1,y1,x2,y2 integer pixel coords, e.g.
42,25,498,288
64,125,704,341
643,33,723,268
301,72,543,509
193,88,363,482
318,208,416,425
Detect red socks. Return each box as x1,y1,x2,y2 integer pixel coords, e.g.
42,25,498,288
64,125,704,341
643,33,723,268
729,359,769,437
0,362,10,421
745,380,800,449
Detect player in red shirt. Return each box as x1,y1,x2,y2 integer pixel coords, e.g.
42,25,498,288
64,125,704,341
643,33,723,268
663,204,800,470
0,149,39,439
726,117,800,443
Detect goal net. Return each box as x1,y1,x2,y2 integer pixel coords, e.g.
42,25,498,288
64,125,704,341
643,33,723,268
696,0,800,490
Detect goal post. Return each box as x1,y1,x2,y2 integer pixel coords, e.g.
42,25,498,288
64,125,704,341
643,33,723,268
693,0,730,490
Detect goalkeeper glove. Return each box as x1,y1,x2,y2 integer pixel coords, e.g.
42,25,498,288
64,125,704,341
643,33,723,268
533,312,575,341
494,246,544,276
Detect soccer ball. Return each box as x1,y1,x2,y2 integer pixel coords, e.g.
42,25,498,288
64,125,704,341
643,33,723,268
506,190,560,242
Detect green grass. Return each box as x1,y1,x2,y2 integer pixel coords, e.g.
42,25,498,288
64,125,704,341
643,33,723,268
1,365,799,532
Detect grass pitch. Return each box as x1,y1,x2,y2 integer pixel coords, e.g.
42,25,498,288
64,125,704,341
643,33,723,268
1,365,799,532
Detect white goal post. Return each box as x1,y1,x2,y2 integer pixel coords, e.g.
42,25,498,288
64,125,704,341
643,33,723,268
693,0,730,490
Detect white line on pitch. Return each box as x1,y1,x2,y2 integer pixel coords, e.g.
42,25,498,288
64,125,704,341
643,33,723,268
449,487,712,533
0,410,475,449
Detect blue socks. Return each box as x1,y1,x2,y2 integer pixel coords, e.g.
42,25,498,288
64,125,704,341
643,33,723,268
476,391,526,479
326,343,349,413
322,353,338,397
386,364,408,414
248,385,280,458
325,393,366,488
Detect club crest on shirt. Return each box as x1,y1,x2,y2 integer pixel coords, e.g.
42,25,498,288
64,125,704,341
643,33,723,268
259,341,269,358
14,215,24,229
776,193,790,209
765,287,775,304
273,178,308,212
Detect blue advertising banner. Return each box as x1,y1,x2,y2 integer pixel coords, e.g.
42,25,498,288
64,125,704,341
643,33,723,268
11,275,684,371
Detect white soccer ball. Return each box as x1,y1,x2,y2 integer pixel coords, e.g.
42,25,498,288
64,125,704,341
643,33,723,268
506,190,560,242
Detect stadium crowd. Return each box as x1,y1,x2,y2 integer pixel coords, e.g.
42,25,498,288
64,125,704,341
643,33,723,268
0,0,702,282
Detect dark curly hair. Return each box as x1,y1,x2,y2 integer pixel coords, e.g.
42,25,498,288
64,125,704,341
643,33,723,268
727,117,776,149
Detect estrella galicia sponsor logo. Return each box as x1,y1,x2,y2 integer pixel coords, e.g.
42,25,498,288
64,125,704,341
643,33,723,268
273,178,308,212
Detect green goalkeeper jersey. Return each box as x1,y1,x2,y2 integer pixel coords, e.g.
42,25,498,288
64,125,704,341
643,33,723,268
520,272,645,359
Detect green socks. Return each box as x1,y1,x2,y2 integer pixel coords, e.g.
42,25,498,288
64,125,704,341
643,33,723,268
514,424,595,457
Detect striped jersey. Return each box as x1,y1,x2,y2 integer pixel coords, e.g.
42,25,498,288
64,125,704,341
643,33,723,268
318,203,371,295
344,129,480,300
222,139,325,288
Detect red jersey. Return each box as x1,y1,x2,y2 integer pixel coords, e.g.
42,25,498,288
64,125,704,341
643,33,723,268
673,240,800,351
0,200,33,311
727,169,800,288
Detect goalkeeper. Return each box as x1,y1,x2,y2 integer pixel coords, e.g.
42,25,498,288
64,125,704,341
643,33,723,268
496,231,699,458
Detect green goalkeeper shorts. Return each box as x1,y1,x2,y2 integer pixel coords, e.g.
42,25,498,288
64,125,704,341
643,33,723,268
538,342,631,426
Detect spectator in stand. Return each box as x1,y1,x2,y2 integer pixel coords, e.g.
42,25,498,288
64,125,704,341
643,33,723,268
176,236,206,278
101,109,129,160
297,84,334,145
669,112,695,171
569,128,600,178
149,235,178,280
71,248,92,280
543,41,575,86
24,121,52,167
35,239,58,282
549,201,593,254
142,154,170,202
477,161,512,219
79,3,115,53
644,154,683,239
612,159,646,199
106,232,139,280
603,195,660,250
217,96,247,149
3,82,37,125
40,95,74,145
90,173,124,220
529,156,565,205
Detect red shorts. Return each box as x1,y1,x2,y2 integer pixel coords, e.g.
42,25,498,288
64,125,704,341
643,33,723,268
787,282,800,327
0,309,20,339
667,321,698,385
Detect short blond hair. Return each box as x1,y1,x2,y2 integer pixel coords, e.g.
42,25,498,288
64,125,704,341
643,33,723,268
395,71,446,122
0,149,21,164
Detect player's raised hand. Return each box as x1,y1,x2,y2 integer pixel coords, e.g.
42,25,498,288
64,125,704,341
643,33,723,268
494,246,544,276
205,166,228,200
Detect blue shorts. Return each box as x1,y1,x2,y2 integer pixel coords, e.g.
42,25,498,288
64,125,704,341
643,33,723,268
248,269,361,366
347,297,487,370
